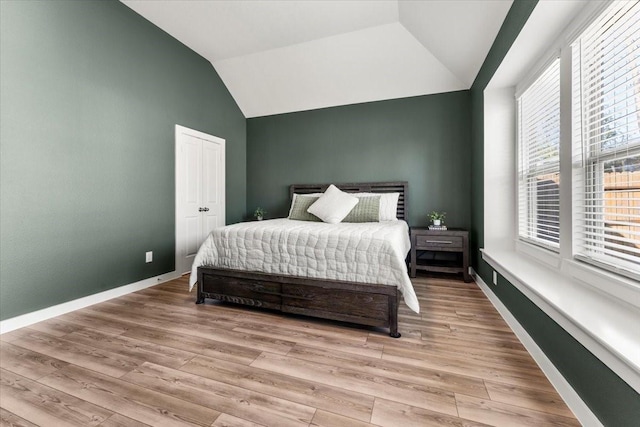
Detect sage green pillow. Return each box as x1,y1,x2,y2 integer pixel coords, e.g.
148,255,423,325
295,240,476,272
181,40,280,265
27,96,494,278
343,195,380,222
288,194,321,222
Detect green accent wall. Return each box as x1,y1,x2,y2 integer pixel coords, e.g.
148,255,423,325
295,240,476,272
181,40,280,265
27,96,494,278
247,92,471,228
470,1,640,424
0,0,246,320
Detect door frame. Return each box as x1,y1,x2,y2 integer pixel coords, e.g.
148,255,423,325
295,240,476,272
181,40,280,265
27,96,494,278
175,124,226,276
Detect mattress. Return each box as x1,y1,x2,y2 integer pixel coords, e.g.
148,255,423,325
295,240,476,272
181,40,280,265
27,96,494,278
189,218,420,313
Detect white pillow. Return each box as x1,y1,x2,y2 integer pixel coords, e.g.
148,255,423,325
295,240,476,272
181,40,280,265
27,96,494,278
307,185,359,224
355,192,399,221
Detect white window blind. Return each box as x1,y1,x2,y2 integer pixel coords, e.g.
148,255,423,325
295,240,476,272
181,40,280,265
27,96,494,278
572,0,640,277
517,59,561,249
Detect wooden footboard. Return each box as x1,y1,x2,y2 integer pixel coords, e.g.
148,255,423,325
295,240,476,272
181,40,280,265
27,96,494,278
196,267,401,338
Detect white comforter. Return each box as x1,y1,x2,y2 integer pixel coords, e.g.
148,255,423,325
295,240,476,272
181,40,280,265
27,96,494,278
189,218,420,313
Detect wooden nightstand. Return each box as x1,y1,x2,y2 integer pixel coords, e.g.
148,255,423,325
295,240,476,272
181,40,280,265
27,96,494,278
410,228,471,282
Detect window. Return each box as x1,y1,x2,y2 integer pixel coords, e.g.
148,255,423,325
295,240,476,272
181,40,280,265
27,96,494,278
572,0,640,277
517,59,561,250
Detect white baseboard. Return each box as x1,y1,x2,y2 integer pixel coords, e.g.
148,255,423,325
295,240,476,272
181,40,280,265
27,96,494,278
471,268,603,427
0,271,181,334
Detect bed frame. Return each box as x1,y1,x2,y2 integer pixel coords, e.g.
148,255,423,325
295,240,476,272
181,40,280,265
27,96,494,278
196,181,409,337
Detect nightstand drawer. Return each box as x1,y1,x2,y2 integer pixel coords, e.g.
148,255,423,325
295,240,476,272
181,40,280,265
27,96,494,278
415,235,463,250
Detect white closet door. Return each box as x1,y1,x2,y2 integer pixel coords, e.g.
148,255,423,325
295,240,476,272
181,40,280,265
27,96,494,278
201,140,224,242
176,126,225,275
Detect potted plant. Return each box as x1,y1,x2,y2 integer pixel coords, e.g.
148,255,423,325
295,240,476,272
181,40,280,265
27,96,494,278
254,207,267,221
428,211,446,226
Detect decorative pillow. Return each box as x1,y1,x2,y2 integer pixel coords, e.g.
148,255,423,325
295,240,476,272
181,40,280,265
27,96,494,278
288,194,322,221
355,192,400,221
307,184,359,224
343,195,380,222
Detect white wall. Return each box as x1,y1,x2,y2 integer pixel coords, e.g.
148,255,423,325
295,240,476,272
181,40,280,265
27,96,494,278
483,87,516,251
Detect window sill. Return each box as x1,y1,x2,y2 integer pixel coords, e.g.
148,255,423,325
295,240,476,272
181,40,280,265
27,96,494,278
516,239,561,269
514,240,640,309
481,248,640,394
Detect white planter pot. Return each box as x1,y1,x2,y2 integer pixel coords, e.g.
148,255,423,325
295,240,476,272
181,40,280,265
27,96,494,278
433,219,441,226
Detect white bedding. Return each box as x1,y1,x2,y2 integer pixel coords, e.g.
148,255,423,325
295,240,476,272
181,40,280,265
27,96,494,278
189,218,420,313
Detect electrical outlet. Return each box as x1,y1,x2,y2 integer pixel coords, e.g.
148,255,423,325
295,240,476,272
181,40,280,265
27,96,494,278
146,251,153,263
492,270,498,285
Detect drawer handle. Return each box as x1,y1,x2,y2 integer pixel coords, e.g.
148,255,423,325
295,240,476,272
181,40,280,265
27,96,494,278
281,294,314,300
426,240,453,244
249,287,314,300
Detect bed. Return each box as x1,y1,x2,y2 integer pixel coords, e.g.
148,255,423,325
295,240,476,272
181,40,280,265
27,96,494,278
191,181,416,337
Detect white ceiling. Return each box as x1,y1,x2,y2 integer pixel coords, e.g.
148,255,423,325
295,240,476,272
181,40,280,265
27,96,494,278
122,0,513,118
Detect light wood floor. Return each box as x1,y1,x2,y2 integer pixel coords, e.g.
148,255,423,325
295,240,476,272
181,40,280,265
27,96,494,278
0,274,580,427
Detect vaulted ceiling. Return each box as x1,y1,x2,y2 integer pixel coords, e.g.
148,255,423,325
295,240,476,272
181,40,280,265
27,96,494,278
121,0,513,118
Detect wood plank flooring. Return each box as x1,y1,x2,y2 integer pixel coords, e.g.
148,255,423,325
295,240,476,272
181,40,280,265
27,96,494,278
0,275,579,426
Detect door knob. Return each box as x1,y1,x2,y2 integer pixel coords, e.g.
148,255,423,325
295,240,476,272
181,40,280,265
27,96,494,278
203,207,210,212
198,207,205,212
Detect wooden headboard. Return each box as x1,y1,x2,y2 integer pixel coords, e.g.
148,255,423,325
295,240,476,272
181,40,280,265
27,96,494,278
290,181,408,222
